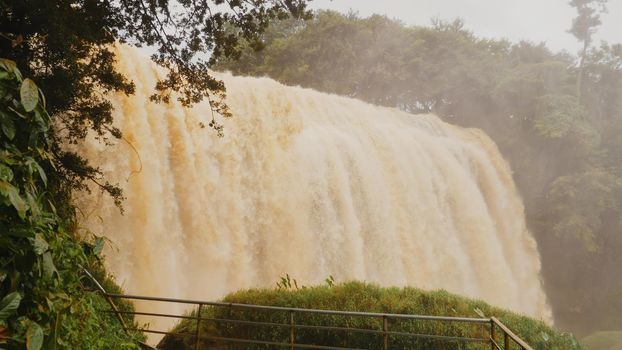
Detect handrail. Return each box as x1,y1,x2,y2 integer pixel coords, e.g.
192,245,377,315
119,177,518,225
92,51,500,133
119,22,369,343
491,317,534,350
84,270,535,350
104,292,490,323
82,269,156,350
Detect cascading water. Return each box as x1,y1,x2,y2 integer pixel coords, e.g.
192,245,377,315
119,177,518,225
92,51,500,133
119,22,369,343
74,46,552,334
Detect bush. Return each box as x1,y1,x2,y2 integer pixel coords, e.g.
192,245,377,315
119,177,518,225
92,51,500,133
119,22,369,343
159,281,583,350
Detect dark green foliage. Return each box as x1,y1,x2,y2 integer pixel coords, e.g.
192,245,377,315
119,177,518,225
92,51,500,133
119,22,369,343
0,60,142,349
159,282,583,350
213,10,622,335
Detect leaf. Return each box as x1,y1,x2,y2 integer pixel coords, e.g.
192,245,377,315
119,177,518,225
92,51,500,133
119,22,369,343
20,79,39,112
93,236,105,256
0,115,15,141
0,59,19,80
42,252,58,278
473,307,486,318
0,164,12,182
46,313,60,350
0,293,21,321
26,322,43,350
33,234,49,255
25,192,41,218
38,88,46,109
32,161,47,186
0,181,28,219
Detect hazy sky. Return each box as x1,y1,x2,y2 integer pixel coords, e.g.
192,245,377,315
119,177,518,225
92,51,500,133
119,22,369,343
310,0,621,53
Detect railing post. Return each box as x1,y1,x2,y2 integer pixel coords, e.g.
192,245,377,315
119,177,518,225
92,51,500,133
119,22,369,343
289,310,295,350
490,319,495,350
195,303,203,350
382,316,388,350
504,332,510,350
83,269,129,335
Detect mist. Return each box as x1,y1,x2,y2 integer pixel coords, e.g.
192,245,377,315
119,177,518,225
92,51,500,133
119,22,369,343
212,2,622,340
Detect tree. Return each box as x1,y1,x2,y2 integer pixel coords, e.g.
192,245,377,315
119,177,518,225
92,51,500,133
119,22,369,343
568,0,608,98
0,0,311,204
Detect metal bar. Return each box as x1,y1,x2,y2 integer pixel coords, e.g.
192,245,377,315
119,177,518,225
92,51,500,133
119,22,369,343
491,317,534,350
83,269,129,334
385,330,487,343
290,310,295,350
125,316,486,342
382,316,388,350
130,328,364,349
109,307,488,340
195,304,203,350
103,310,197,320
104,292,489,323
491,318,496,350
505,332,510,350
292,323,384,335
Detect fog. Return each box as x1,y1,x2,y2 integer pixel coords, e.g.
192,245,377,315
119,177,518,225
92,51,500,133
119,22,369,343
311,0,621,53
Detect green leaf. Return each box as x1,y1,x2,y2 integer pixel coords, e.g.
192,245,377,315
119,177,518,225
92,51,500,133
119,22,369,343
0,181,28,219
32,161,47,186
20,78,39,112
33,234,49,255
38,88,46,109
0,164,12,182
42,252,58,278
47,313,60,350
26,321,43,350
0,59,19,79
0,114,15,140
93,236,105,256
25,192,41,218
0,292,21,321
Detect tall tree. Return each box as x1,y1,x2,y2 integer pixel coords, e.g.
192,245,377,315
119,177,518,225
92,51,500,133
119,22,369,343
568,0,608,98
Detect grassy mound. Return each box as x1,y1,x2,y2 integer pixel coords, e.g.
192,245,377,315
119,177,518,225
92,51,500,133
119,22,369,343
582,331,622,350
158,281,582,350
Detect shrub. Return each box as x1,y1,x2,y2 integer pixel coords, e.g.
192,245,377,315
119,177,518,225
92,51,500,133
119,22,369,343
159,281,583,350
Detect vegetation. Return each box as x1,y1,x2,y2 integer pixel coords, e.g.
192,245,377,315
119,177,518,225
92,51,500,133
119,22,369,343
213,9,622,335
158,281,583,350
0,59,142,348
0,1,312,348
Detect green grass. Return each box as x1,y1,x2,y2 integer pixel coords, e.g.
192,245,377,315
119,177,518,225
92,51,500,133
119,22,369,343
582,331,622,350
158,281,582,350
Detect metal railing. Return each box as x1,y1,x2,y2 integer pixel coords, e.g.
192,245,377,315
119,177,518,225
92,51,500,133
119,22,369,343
84,270,534,350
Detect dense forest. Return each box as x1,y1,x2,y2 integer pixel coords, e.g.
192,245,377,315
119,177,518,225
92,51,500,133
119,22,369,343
214,9,622,335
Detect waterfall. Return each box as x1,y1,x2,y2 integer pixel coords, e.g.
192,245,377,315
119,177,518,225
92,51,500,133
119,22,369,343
74,46,552,334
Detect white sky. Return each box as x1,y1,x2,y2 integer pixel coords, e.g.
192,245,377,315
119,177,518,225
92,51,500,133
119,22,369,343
310,0,621,53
